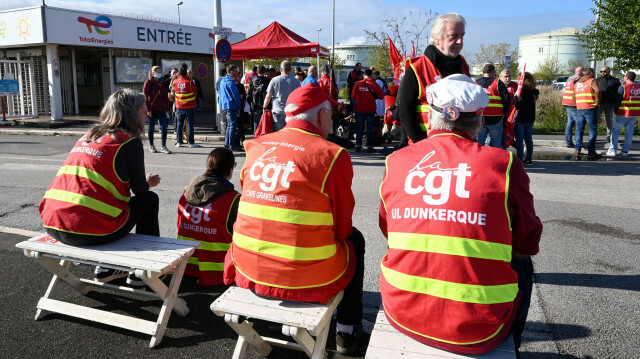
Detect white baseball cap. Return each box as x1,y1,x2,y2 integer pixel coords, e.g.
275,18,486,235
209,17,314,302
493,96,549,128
426,74,489,121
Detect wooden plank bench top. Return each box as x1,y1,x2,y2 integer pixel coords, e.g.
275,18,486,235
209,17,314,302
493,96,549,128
211,286,343,359
16,233,200,348
366,306,516,359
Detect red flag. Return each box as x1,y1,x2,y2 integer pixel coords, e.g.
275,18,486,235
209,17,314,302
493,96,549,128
504,64,526,147
410,41,415,57
388,35,403,82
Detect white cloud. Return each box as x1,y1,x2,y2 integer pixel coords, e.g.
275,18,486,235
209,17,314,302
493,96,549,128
338,36,367,46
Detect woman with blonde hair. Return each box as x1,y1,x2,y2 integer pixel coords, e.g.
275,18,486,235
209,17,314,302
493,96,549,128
513,72,539,164
40,89,162,286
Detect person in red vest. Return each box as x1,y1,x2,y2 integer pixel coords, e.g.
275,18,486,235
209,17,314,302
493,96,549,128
40,89,162,286
572,67,602,160
177,148,240,286
379,74,542,356
603,71,639,157
476,63,510,148
396,13,470,146
171,63,200,148
224,84,366,355
351,68,384,153
499,69,518,103
562,66,584,148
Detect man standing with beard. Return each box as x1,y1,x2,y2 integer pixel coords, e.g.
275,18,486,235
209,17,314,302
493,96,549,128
397,13,470,146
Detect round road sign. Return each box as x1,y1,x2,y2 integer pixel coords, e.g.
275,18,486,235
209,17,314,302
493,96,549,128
197,63,208,79
216,39,232,63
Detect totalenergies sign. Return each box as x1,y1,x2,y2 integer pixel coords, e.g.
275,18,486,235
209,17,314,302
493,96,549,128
77,15,112,35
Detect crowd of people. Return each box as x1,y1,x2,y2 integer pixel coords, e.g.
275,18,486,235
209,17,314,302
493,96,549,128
38,9,640,358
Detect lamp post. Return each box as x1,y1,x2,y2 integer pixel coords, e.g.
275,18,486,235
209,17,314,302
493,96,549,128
177,1,183,24
317,28,322,68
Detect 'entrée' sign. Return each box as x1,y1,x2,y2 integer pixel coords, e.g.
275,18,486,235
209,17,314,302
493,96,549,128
137,27,193,46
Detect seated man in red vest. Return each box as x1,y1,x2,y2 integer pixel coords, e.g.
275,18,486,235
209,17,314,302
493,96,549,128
224,84,366,356
379,74,542,356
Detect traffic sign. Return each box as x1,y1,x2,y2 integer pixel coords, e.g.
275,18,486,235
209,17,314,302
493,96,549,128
197,63,208,79
216,39,232,63
213,26,232,37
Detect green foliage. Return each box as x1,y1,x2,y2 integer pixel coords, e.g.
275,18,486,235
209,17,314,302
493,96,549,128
581,0,640,71
534,57,562,83
339,86,350,100
533,86,567,132
308,52,347,72
368,44,393,78
245,58,298,71
565,59,586,75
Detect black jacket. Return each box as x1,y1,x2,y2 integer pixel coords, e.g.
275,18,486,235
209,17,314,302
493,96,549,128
596,76,621,104
513,88,539,123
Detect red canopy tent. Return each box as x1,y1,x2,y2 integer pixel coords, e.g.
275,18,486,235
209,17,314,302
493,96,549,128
231,21,329,60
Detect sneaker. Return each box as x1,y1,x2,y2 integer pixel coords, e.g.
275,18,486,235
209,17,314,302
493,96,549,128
189,143,202,148
160,146,172,154
126,272,147,287
148,145,157,153
602,149,616,157
355,147,362,153
94,266,128,283
565,143,575,148
336,324,362,355
367,147,377,153
524,160,533,165
176,142,183,148
587,153,603,161
621,152,629,157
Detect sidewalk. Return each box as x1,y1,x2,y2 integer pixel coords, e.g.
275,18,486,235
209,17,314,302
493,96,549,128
2,113,639,155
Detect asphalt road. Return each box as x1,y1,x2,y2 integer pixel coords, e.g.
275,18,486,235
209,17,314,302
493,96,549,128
0,133,638,358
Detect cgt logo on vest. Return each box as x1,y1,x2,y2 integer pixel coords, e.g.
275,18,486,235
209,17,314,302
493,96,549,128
250,147,296,192
404,151,471,205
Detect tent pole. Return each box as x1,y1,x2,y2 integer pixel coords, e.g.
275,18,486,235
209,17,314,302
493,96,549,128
213,0,223,132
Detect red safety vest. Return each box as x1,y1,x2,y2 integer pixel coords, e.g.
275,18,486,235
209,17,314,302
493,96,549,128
505,81,518,103
379,132,518,353
406,55,470,134
562,76,579,106
177,190,239,286
39,132,133,236
173,76,198,110
616,84,640,117
227,128,355,303
575,78,597,110
481,78,504,117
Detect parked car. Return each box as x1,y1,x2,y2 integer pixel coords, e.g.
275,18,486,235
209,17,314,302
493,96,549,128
552,76,569,91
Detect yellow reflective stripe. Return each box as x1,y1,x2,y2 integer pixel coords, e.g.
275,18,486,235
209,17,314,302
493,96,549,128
187,257,199,265
283,127,321,137
504,152,513,231
488,96,501,100
238,201,333,226
486,103,503,107
381,264,518,304
177,235,231,251
57,165,130,202
387,232,511,262
44,189,122,217
382,302,506,345
576,99,595,103
321,148,343,195
233,232,337,261
419,122,428,131
416,104,430,112
175,92,194,98
196,261,225,271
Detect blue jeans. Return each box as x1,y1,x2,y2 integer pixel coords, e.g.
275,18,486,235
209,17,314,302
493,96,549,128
355,111,375,148
477,118,503,148
575,108,597,153
252,109,263,134
176,108,196,145
514,121,534,162
147,111,168,147
609,115,637,154
225,109,239,148
564,106,577,146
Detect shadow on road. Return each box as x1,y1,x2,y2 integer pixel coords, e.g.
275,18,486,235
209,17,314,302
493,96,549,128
535,273,640,292
522,158,640,176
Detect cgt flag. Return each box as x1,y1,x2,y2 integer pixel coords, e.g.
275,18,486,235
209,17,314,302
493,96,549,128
410,41,415,57
388,35,404,83
504,63,526,147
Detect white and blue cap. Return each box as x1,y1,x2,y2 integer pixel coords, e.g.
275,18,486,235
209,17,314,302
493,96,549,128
426,74,489,121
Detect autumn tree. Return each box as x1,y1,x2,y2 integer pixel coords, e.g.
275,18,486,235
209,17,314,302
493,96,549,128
474,43,519,73
364,10,439,75
535,57,563,83
581,0,640,70
565,59,586,75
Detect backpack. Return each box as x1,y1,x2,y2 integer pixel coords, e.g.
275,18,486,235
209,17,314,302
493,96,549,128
251,77,268,111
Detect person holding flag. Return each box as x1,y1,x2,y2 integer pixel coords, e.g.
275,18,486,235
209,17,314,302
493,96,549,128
503,64,526,148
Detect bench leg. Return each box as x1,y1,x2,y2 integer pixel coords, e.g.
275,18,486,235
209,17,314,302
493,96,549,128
148,260,189,348
288,325,328,359
35,258,92,320
225,314,272,358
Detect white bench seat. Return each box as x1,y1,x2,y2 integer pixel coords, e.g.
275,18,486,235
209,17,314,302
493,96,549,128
15,233,200,348
211,286,343,359
366,306,516,359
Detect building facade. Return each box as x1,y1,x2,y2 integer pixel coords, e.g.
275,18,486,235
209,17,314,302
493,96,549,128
518,28,589,74
0,6,244,120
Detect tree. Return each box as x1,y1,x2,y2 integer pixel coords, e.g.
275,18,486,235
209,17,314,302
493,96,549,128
474,43,519,74
245,57,297,71
364,10,439,75
565,59,586,75
581,0,640,70
308,52,346,72
535,57,563,83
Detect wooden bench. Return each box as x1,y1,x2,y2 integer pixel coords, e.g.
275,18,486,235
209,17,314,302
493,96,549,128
15,233,200,348
366,306,516,358
211,286,343,359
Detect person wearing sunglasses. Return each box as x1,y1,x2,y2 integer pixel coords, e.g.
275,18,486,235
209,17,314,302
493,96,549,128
596,66,622,147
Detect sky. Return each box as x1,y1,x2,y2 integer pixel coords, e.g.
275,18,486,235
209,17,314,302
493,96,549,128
1,0,597,62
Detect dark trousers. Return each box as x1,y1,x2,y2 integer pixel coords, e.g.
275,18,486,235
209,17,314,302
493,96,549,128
46,191,160,246
336,227,365,326
510,255,534,352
